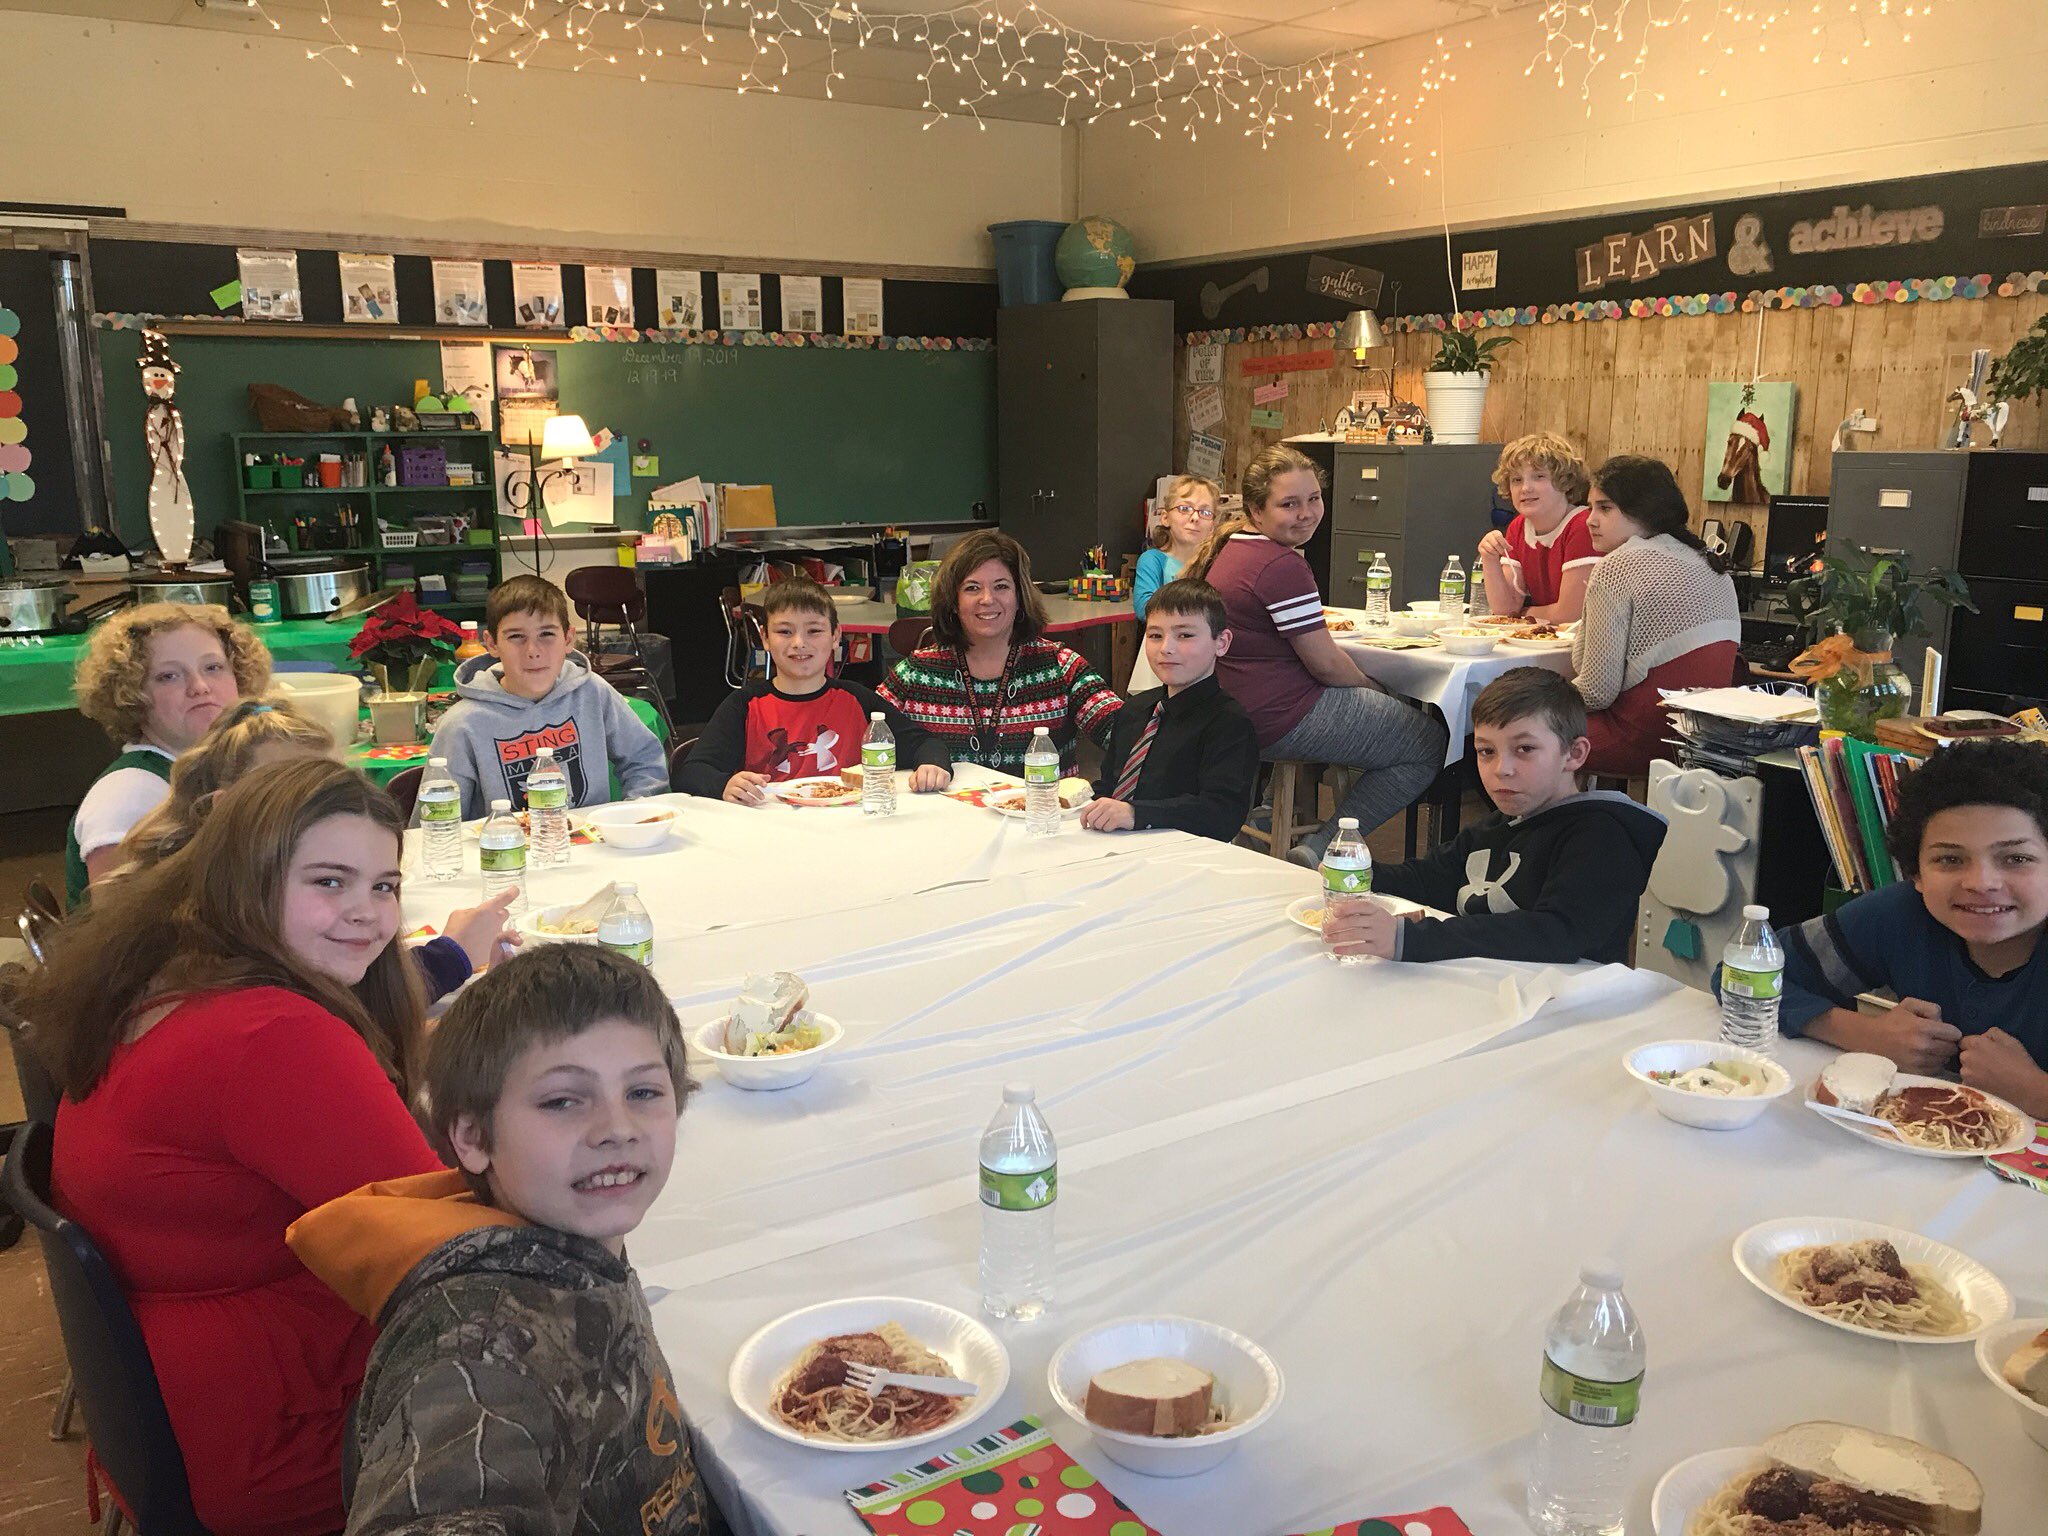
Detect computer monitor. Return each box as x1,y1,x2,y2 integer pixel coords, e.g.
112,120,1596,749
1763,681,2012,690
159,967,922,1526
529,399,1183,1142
1763,494,1829,586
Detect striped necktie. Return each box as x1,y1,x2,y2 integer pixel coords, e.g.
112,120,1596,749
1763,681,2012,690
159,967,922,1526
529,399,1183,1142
1111,702,1163,801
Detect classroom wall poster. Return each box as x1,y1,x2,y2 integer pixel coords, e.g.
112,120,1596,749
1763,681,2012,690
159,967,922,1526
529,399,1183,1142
842,277,884,337
717,272,763,332
1187,430,1226,481
1188,343,1224,385
493,344,559,447
236,248,302,321
1252,378,1289,405
338,252,397,324
585,264,633,327
656,268,703,330
439,341,494,414
781,274,823,333
433,260,488,326
1187,385,1223,432
512,262,564,329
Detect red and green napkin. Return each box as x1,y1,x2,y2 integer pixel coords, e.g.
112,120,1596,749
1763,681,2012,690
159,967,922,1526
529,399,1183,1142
1283,1510,1473,1536
846,1417,1158,1536
1990,1127,2048,1194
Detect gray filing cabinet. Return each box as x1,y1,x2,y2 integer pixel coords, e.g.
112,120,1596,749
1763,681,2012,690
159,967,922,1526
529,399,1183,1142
997,300,1173,582
1319,442,1503,608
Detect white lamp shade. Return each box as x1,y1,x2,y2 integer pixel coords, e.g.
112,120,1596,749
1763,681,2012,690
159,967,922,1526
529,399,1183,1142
1339,309,1388,359
540,413,597,461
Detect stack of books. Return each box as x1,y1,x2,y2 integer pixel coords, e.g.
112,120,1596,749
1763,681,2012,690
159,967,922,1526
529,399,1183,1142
1797,734,1920,895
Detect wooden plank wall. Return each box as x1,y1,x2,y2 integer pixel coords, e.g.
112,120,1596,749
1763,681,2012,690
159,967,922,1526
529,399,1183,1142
1175,295,2048,547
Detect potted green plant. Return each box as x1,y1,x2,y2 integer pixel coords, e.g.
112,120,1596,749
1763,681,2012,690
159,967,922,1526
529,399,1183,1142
1988,314,2048,411
349,592,464,744
1784,544,1975,738
1423,325,1517,445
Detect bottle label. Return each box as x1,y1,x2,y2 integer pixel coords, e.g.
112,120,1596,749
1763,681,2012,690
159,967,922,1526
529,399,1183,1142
419,793,460,825
1322,861,1372,896
980,1163,1057,1212
1721,962,1783,1000
1539,1357,1642,1427
527,784,568,811
604,937,653,963
863,744,896,770
1024,760,1057,786
480,844,527,874
1367,574,1390,591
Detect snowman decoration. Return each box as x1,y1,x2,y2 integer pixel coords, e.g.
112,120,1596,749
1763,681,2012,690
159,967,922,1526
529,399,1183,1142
140,329,194,567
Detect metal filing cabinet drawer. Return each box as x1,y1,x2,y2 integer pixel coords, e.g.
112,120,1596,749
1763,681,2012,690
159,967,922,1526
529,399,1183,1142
1330,533,1402,607
1331,450,1407,538
1958,455,2048,583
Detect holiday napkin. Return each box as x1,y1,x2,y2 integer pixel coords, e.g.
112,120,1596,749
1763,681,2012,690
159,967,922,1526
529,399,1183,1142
1283,1509,1473,1536
846,1417,1159,1536
1989,1127,2048,1195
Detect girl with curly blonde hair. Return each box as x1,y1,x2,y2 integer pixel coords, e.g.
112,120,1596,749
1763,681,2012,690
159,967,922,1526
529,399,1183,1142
66,602,272,901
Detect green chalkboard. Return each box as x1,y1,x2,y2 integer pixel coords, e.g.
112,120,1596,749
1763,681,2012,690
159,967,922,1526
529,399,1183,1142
97,329,994,547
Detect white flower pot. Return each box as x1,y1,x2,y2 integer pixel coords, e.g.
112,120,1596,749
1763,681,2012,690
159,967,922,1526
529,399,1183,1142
1423,371,1491,444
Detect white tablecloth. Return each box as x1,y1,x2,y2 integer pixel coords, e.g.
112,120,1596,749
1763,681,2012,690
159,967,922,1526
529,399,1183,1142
1332,611,1576,765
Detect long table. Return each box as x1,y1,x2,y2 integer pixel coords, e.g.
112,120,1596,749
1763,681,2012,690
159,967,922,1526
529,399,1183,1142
1331,610,1576,766
403,779,2047,1536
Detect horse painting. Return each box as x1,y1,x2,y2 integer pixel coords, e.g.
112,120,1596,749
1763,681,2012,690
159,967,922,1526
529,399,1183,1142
1717,408,1772,503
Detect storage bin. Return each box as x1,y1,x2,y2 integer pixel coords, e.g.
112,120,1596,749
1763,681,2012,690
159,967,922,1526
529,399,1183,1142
278,465,306,488
246,464,276,489
397,445,448,486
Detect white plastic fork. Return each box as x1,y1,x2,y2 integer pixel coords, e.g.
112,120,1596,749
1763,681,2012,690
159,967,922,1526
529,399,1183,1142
842,1361,980,1399
1804,1099,1903,1138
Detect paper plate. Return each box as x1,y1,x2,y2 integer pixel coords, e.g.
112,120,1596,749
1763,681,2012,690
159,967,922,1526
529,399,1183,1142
1731,1216,2011,1345
728,1296,1009,1453
1286,892,1425,932
770,776,862,808
462,809,586,839
1804,1073,2035,1160
985,786,1092,818
1650,1446,1764,1536
1500,634,1573,650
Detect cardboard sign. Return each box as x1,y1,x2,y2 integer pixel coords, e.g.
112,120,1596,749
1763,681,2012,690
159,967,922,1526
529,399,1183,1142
1253,378,1290,405
1306,254,1383,308
1187,430,1225,481
1242,348,1334,377
1188,385,1224,431
1250,406,1285,429
1575,213,1716,292
1979,204,2047,239
1188,342,1224,385
1461,250,1498,290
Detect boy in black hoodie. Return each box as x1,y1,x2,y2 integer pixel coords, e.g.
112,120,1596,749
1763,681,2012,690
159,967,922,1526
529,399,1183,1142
1324,667,1665,964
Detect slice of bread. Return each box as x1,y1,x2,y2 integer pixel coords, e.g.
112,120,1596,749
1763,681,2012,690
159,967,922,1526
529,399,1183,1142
2004,1327,2048,1405
1084,1357,1215,1437
1764,1420,1981,1535
1815,1052,1897,1116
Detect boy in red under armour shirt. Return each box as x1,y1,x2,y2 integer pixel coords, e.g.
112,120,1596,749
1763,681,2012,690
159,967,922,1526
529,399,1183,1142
676,578,951,802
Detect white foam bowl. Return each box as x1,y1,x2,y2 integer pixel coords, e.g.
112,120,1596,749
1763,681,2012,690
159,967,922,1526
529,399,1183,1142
585,801,677,849
690,1011,844,1091
1389,611,1446,637
1405,600,1441,614
1732,1216,2012,1344
1976,1317,2048,1451
517,903,605,946
1436,629,1499,656
1650,1446,1762,1535
1623,1039,1792,1130
1047,1315,1283,1478
729,1295,1009,1453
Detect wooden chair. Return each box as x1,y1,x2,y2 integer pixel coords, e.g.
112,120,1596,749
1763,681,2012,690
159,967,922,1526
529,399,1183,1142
1241,760,1356,860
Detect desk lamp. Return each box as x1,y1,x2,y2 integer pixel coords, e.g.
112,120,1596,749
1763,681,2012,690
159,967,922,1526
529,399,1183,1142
1338,309,1399,442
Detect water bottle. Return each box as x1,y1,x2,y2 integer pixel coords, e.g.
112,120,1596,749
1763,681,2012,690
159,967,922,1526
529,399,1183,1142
1527,1262,1645,1536
1364,550,1393,627
1320,817,1373,966
526,747,571,867
1719,904,1785,1057
861,711,897,817
1023,727,1060,838
478,799,527,916
418,756,463,882
598,882,653,964
1438,554,1468,619
979,1083,1056,1321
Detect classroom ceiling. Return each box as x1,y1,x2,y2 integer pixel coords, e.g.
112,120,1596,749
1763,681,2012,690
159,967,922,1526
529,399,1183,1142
30,0,1532,119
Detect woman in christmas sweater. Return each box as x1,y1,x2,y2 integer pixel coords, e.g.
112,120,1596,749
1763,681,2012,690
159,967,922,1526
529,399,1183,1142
879,529,1123,777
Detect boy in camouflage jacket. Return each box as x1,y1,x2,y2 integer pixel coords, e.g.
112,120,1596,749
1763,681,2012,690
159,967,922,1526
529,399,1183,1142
290,946,707,1536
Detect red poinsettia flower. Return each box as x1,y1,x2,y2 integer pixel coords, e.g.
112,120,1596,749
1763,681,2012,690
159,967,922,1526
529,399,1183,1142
349,590,466,671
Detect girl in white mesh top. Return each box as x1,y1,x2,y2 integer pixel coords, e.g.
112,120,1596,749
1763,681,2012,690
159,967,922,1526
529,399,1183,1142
1571,456,1741,775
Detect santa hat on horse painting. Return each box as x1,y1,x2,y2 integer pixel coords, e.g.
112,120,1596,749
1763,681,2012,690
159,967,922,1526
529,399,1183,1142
1726,407,1771,454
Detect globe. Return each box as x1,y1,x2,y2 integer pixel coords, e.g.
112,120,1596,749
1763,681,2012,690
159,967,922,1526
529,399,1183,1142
1054,216,1136,296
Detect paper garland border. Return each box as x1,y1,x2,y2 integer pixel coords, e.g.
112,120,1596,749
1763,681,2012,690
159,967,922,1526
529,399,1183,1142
1180,270,2048,345
92,313,994,351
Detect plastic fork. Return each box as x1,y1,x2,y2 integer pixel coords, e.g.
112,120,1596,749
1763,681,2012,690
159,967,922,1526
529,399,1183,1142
842,1361,980,1399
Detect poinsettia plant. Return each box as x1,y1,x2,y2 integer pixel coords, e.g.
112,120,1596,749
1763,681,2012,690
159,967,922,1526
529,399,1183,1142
349,592,464,692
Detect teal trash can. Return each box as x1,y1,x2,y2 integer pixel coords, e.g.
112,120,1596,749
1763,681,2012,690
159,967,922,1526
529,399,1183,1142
987,220,1066,307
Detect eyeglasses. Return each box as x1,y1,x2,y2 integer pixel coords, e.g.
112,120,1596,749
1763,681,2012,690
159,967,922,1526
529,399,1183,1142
1168,502,1215,519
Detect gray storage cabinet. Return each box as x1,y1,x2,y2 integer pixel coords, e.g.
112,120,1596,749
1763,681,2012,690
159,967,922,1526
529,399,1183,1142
997,300,1173,582
1319,442,1503,608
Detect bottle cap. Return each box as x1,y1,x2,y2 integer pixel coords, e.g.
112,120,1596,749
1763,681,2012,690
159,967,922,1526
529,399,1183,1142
1338,817,1360,829
614,882,637,895
491,799,511,810
871,711,885,720
430,756,447,767
1580,1259,1623,1290
1002,1082,1035,1104
537,746,553,759
1742,903,1769,920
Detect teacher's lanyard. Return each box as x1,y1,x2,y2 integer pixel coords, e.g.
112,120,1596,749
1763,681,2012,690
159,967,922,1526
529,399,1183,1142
958,645,1018,758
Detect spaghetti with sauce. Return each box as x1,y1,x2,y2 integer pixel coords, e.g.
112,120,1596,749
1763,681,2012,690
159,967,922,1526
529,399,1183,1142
771,1324,964,1443
1874,1084,2025,1153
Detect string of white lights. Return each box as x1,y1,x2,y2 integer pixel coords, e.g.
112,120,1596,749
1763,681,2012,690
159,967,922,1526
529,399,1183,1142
1530,0,1934,107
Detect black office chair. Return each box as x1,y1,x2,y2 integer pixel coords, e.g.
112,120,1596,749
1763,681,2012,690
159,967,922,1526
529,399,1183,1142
664,737,700,793
383,766,425,822
4,1121,211,1534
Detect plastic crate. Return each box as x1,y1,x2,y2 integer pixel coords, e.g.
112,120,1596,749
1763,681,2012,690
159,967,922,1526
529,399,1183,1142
396,445,448,486
379,529,420,549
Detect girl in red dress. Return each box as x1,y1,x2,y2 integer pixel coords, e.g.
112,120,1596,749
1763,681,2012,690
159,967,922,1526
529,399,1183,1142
19,757,441,1536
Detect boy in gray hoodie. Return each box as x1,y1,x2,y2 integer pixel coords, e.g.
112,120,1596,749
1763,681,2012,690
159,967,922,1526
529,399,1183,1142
429,575,669,818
